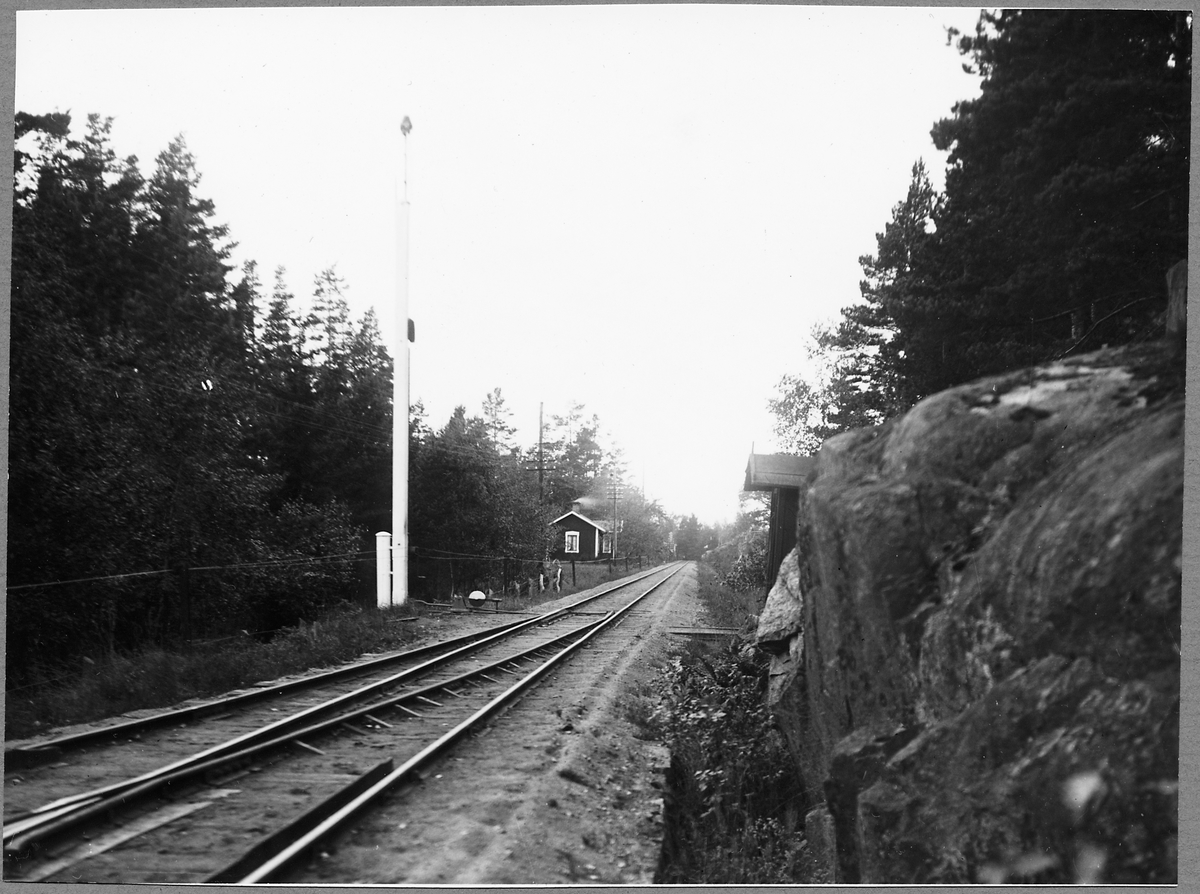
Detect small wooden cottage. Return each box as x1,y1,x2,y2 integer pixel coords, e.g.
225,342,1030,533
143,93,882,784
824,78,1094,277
744,452,815,587
549,503,612,561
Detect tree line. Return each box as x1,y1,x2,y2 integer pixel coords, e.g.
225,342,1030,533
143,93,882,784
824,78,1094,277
407,395,679,599
8,114,678,684
771,10,1191,450
9,113,398,681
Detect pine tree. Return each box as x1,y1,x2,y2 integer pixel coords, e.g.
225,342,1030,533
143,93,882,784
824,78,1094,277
929,10,1191,370
810,10,1191,433
823,160,943,412
481,387,517,454
315,306,394,533
254,267,317,502
307,266,352,380
543,403,604,507
9,115,278,668
129,135,237,362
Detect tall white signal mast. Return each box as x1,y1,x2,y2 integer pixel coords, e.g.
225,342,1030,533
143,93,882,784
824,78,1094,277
389,115,413,607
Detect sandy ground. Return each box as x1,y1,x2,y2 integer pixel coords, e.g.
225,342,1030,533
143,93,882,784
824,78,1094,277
296,563,703,884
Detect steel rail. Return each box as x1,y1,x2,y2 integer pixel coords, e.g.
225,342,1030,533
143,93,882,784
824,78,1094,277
4,621,532,771
5,562,672,770
3,613,614,863
205,760,398,884
5,564,672,832
3,564,685,863
225,562,685,884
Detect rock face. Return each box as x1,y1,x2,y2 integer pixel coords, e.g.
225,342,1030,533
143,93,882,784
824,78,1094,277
754,343,1182,884
1166,259,1187,356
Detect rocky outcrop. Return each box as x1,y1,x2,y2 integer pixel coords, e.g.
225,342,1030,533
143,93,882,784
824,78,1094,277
1166,259,1187,356
755,343,1182,884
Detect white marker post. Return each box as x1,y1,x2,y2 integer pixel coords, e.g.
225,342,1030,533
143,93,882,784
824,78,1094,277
388,115,413,608
375,530,391,607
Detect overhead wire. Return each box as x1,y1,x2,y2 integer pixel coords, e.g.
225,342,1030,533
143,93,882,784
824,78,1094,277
8,542,645,591
8,550,378,591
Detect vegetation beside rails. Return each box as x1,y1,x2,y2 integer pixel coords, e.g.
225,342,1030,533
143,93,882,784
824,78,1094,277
697,544,769,633
5,561,661,740
5,604,421,741
651,563,817,883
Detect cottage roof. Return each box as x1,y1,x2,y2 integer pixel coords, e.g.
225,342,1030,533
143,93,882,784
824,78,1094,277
744,453,815,492
549,509,608,532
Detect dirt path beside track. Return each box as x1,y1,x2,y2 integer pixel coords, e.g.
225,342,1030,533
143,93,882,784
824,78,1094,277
294,563,702,885
4,564,703,884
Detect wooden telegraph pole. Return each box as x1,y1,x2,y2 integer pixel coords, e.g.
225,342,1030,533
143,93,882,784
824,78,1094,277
524,402,556,506
608,477,621,559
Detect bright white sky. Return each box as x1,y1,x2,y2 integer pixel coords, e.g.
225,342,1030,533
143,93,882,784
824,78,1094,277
16,5,983,525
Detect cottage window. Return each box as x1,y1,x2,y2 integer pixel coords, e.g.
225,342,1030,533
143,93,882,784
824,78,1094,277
565,531,580,554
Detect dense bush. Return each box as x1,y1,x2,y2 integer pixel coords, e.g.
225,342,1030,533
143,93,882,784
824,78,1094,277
719,532,768,593
695,536,768,632
655,641,810,883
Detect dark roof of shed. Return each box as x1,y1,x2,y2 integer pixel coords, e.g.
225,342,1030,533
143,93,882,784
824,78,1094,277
744,453,815,492
549,509,608,532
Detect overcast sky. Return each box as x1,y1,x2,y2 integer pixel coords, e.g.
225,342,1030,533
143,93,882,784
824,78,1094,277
15,5,984,524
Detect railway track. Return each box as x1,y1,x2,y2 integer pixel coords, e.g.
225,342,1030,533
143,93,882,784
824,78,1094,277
3,562,686,883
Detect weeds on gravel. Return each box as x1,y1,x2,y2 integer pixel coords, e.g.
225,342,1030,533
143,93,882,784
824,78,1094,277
654,641,809,883
6,605,420,739
694,562,765,633
619,679,663,740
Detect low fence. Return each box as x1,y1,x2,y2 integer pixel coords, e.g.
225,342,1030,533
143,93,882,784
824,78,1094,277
6,540,666,683
408,547,657,605
5,548,382,687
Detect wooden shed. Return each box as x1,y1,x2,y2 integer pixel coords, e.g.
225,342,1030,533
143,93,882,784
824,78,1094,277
744,453,816,587
549,507,611,561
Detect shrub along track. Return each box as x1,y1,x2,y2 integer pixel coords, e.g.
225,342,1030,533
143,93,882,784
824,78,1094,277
3,562,695,883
